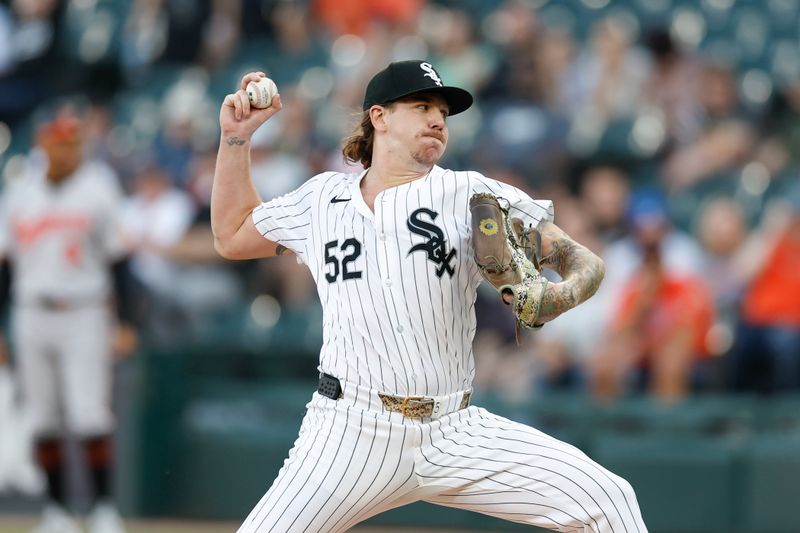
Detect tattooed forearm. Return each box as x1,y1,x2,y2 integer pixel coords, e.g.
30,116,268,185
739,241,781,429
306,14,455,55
532,221,605,322
226,136,247,146
532,281,581,324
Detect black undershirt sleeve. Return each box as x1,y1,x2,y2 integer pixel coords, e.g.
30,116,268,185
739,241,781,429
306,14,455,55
110,257,134,323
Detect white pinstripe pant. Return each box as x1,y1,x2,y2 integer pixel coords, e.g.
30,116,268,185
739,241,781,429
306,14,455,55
238,392,648,533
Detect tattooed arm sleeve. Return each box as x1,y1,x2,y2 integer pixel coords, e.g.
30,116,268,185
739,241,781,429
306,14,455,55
532,221,605,324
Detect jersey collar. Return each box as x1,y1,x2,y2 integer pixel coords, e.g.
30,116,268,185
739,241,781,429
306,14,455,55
349,167,373,220
348,165,443,220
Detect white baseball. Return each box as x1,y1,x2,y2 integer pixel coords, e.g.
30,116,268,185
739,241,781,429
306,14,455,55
246,77,278,109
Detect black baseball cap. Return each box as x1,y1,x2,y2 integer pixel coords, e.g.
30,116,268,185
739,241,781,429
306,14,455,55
362,60,473,116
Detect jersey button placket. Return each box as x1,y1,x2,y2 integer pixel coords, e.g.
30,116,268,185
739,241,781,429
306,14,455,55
375,195,392,290
375,190,408,342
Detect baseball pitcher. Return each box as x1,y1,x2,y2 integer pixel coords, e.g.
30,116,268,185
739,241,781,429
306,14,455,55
212,61,648,533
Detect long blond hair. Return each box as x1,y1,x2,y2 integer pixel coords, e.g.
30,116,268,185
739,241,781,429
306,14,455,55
342,110,375,169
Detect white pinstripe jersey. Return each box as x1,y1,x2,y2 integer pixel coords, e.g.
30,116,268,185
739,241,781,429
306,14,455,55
253,165,553,397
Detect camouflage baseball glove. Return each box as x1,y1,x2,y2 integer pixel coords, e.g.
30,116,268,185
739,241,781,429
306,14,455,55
469,192,549,332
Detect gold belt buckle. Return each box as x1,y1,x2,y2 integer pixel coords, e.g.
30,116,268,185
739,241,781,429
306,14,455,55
460,391,472,410
401,396,427,418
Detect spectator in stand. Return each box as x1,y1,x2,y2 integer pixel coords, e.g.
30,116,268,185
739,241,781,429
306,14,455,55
602,188,705,299
428,8,496,96
121,163,196,296
590,241,715,403
480,0,542,104
694,196,750,360
534,29,577,115
661,62,755,191
0,0,67,126
590,189,715,402
313,0,426,37
729,187,800,393
262,2,328,87
153,71,219,188
532,195,609,392
528,168,633,391
753,78,800,192
774,80,800,170
480,0,575,113
641,28,703,148
563,16,651,126
123,0,241,73
578,165,631,244
249,110,311,202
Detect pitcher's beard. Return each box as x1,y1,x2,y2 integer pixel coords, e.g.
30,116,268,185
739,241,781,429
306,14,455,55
411,145,443,167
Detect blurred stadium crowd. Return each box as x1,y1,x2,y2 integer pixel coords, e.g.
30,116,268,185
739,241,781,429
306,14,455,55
1,0,799,406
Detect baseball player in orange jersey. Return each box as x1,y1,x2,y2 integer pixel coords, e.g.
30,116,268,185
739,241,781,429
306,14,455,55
212,61,648,532
0,110,130,533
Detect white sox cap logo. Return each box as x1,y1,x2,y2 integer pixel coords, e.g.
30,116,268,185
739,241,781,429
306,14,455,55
420,62,443,87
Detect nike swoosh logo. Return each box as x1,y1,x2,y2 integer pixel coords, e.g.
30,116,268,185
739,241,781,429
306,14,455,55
330,197,351,204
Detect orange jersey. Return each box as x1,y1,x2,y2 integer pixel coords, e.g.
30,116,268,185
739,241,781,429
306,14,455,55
613,272,716,358
742,232,800,328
